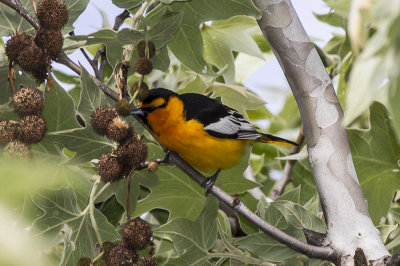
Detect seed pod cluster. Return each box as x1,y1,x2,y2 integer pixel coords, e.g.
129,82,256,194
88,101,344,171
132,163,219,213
132,40,156,100
1,87,46,159
91,108,148,183
5,0,68,83
101,219,157,266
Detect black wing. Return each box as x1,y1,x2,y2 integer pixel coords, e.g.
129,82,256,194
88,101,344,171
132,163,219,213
180,93,263,140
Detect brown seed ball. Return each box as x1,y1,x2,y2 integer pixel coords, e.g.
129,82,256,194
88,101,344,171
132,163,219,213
3,141,32,159
101,241,114,259
115,135,147,168
5,32,32,63
137,40,156,59
16,43,50,83
34,28,63,59
91,107,119,136
36,0,68,31
122,218,153,250
0,120,20,145
107,116,132,143
115,99,132,117
135,58,153,76
12,87,44,117
77,257,91,266
92,260,107,266
106,242,138,266
138,257,158,266
130,81,149,101
147,161,158,172
97,153,123,183
18,115,47,144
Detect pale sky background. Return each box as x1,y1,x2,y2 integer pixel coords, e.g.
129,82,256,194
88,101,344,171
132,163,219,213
53,0,342,115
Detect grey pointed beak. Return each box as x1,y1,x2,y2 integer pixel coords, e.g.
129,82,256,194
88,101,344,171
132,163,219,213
131,106,146,118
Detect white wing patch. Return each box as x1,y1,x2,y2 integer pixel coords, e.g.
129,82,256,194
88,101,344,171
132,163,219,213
204,110,261,140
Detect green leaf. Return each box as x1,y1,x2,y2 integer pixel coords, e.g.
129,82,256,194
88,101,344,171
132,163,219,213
314,11,346,28
323,0,351,17
134,164,206,220
291,161,318,205
236,232,296,262
268,95,301,134
77,67,112,123
150,46,170,72
211,83,265,119
153,196,218,265
389,74,400,139
0,0,36,36
176,75,208,94
112,0,143,9
238,188,325,262
42,70,115,163
147,0,261,76
348,102,400,224
377,224,398,243
202,16,264,84
147,11,183,49
68,29,124,67
32,187,120,266
344,9,399,125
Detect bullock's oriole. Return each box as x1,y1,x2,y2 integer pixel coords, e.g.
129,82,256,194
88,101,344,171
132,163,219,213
131,88,297,192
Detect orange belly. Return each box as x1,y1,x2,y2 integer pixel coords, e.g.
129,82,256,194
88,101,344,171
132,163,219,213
152,119,246,172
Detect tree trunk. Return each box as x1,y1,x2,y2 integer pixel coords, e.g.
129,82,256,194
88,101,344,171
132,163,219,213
252,0,389,264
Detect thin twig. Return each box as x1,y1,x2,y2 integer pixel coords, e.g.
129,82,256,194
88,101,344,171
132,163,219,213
271,125,304,200
80,48,101,79
1,0,338,262
7,63,16,94
98,49,107,80
126,168,134,221
113,9,130,31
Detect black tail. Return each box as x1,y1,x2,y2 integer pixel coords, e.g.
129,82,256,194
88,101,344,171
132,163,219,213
257,133,298,146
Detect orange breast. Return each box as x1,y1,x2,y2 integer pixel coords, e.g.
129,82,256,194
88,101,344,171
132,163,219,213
146,97,247,172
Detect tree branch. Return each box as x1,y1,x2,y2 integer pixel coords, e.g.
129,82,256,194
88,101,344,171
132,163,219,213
252,0,389,262
168,151,336,261
1,0,337,262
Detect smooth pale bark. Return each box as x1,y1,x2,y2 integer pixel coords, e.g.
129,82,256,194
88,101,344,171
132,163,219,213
252,0,389,263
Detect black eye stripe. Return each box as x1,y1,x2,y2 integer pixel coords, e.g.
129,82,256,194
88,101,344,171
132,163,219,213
142,102,167,113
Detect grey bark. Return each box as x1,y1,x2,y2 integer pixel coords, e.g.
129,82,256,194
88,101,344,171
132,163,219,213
252,0,389,263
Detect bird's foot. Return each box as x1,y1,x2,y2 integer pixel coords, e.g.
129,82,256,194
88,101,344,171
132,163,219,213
201,169,221,195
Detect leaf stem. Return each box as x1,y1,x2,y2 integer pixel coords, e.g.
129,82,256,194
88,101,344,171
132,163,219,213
94,182,111,202
216,219,239,253
89,177,103,244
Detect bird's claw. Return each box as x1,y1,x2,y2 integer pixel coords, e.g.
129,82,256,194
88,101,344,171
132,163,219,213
163,150,171,164
201,169,221,195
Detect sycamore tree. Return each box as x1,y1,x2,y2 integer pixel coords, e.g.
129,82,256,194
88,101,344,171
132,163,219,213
0,0,400,265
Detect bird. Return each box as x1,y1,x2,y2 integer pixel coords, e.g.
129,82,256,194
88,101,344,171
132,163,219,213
131,88,297,193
